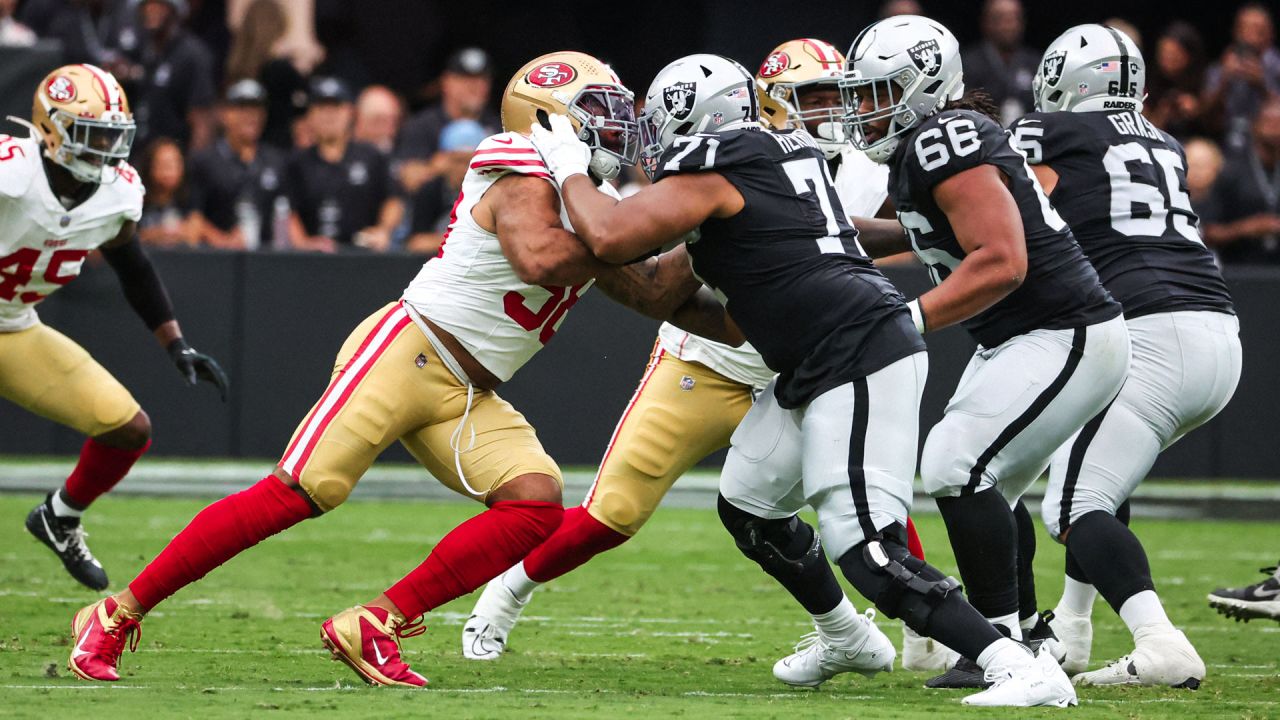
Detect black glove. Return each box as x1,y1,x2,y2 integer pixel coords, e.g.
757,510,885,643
167,338,230,402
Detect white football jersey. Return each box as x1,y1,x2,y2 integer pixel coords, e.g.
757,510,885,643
402,132,618,382
656,143,889,392
0,134,144,332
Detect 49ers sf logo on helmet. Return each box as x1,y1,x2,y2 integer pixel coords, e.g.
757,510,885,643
527,62,577,88
46,75,76,103
759,52,791,79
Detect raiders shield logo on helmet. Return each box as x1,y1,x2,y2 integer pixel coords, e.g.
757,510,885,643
1042,51,1067,87
908,39,942,77
664,81,697,120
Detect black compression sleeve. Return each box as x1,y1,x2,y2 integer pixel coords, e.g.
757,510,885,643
100,240,176,331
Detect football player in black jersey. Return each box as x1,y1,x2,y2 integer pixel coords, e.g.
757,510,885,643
531,52,1076,707
1009,24,1241,689
841,15,1130,691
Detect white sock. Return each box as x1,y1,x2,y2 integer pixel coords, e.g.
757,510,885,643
1058,576,1098,616
500,562,540,603
976,637,1032,673
1119,590,1172,635
813,596,860,644
988,611,1022,641
50,489,83,519
1019,613,1038,632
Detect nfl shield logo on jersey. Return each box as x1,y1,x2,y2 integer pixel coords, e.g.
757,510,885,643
909,40,942,77
1042,51,1067,87
664,81,697,121
679,375,696,391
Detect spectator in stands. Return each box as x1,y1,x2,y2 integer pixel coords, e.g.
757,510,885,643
396,47,498,194
961,0,1039,124
137,137,195,248
24,0,133,67
879,0,922,18
187,79,290,251
225,0,313,151
120,0,216,152
1201,97,1280,263
354,85,404,156
1203,3,1280,152
1184,137,1224,213
286,76,402,253
404,119,486,255
1146,22,1210,140
0,0,36,46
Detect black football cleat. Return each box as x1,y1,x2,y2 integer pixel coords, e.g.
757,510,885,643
925,654,990,689
1208,565,1280,622
25,493,109,591
1024,610,1068,664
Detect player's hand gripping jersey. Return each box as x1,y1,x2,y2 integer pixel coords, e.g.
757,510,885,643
889,110,1120,347
1010,110,1233,318
402,132,618,381
654,126,923,408
0,133,143,332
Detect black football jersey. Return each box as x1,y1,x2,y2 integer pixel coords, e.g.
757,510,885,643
889,109,1120,348
653,127,925,408
1010,110,1234,318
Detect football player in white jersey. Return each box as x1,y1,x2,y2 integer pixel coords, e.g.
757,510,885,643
464,37,955,678
9,65,228,591
65,51,735,687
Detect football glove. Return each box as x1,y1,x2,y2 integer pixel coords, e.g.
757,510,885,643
167,338,230,402
529,113,590,185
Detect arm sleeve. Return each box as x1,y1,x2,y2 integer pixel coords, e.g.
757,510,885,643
101,238,176,331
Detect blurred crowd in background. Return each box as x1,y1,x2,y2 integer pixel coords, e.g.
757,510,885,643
3,0,1280,263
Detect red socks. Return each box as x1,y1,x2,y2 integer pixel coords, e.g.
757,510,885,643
384,500,563,619
523,506,630,583
129,476,313,610
62,438,150,508
906,516,925,561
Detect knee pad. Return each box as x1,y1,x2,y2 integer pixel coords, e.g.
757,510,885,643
592,488,650,535
842,527,961,633
718,494,823,579
299,472,353,512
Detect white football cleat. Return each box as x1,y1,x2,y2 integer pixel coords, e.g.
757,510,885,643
1072,626,1204,689
462,575,529,660
1048,606,1092,675
901,623,959,671
962,648,1078,707
773,610,895,688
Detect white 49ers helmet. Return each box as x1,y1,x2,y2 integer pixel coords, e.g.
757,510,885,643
639,54,758,179
30,64,136,184
1033,24,1145,114
757,38,848,159
840,15,964,164
501,51,638,180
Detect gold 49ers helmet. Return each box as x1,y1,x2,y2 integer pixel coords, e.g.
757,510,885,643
502,51,638,180
756,39,847,159
30,64,136,184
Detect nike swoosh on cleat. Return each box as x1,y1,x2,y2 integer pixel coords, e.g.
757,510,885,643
42,513,70,552
1251,586,1280,599
371,637,391,666
73,618,94,659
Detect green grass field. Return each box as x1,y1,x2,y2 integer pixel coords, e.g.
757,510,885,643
1,494,1277,719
